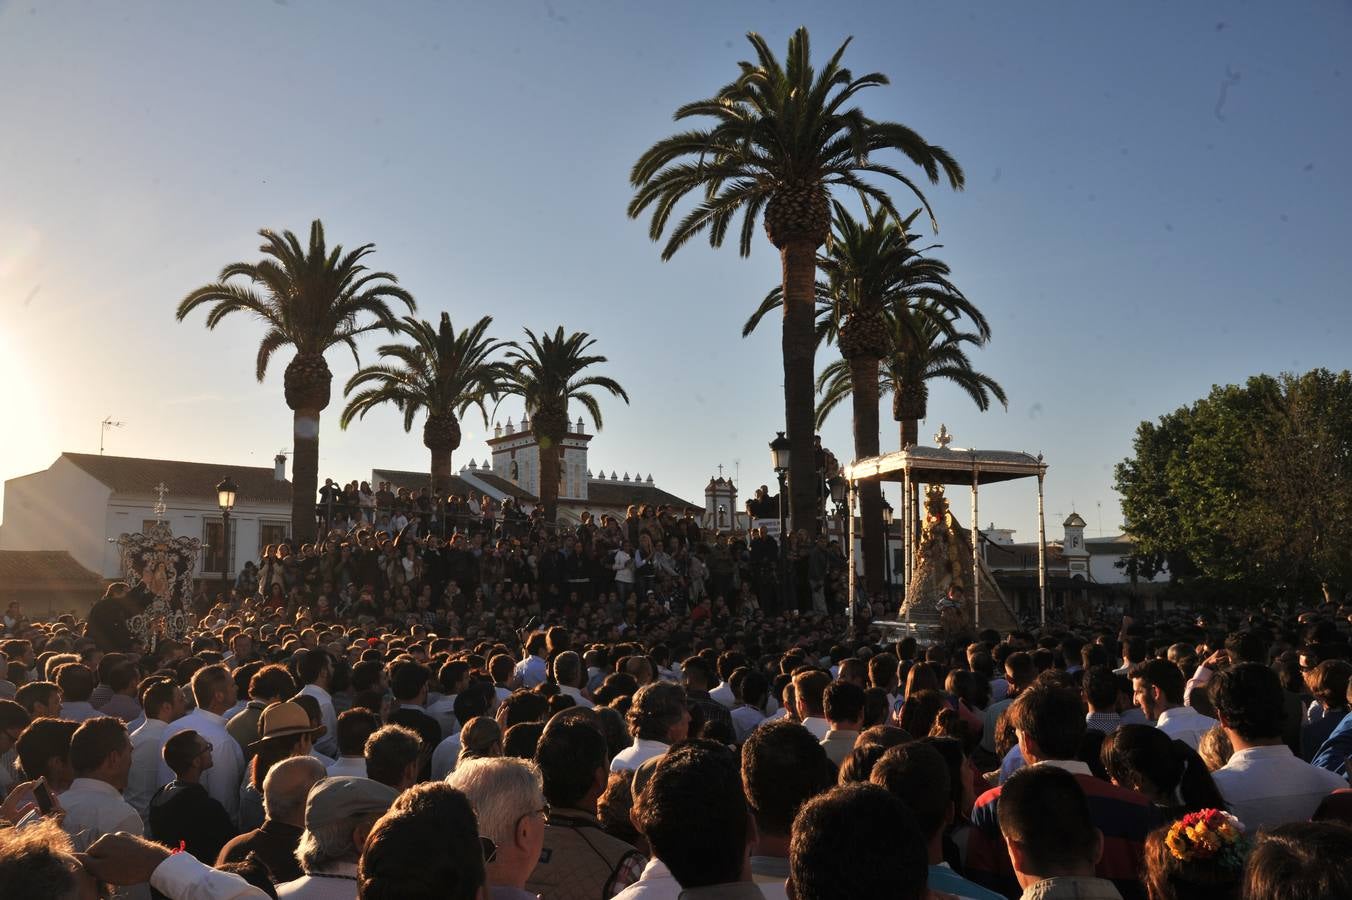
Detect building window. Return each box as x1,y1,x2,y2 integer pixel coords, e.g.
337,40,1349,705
202,518,238,574
259,522,288,553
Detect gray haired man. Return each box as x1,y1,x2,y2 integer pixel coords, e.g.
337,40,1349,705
447,756,549,900
276,775,397,899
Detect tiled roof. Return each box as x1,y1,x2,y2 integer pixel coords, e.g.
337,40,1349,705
583,480,700,511
0,551,104,589
370,469,480,497
469,471,540,502
63,453,291,504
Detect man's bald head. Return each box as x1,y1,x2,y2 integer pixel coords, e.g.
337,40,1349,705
263,755,326,827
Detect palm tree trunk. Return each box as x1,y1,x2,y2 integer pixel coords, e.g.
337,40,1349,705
900,417,920,569
292,409,320,543
782,239,820,537
850,354,884,595
429,447,453,497
538,438,561,529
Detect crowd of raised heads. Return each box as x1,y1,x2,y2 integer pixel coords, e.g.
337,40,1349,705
9,596,1352,899
222,488,861,642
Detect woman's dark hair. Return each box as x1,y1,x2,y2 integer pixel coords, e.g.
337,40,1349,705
1242,821,1352,900
359,783,485,900
1144,819,1244,900
898,689,946,739
1101,725,1226,816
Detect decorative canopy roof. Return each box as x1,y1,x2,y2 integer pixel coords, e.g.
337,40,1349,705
843,441,1046,486
1064,512,1087,528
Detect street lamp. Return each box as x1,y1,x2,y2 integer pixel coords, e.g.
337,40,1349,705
881,499,895,609
216,476,237,601
769,432,791,613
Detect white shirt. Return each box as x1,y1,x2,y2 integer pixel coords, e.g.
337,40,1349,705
731,705,766,744
514,655,548,689
560,686,594,709
1212,744,1348,831
61,777,144,851
1155,706,1218,750
125,718,170,822
158,708,245,824
327,756,368,778
151,850,269,900
299,684,339,757
60,700,101,722
425,694,459,739
431,732,463,781
611,738,669,772
613,857,784,900
709,682,736,708
277,861,361,900
800,717,830,741
612,550,635,584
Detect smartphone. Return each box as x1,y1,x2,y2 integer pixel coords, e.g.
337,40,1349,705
32,778,54,815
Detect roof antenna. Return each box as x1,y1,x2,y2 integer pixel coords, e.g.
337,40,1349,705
100,416,124,455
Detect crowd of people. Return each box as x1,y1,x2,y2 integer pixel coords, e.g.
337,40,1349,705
7,529,1352,898
221,495,855,639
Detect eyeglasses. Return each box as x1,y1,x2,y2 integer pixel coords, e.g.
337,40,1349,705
479,835,498,863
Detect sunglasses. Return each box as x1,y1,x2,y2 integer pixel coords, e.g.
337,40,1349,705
479,836,498,863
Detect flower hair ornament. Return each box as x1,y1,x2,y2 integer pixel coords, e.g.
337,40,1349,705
1164,809,1250,870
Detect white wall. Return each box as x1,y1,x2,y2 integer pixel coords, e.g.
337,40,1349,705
0,457,113,575
1089,551,1169,585
104,499,290,578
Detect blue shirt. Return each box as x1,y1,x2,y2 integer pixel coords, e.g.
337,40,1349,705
927,863,1005,900
1312,712,1352,775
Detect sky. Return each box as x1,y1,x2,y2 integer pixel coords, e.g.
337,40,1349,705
1,1,1350,544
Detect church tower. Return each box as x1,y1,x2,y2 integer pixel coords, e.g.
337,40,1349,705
704,471,737,532
1062,512,1089,578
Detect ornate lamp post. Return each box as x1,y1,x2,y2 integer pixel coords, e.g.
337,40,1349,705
828,475,848,527
769,432,791,612
881,499,895,609
216,476,237,600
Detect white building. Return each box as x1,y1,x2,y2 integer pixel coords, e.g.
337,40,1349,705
372,416,701,527
1,453,292,580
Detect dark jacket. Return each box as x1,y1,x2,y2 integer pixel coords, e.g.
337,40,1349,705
86,585,151,651
149,781,236,865
217,819,304,884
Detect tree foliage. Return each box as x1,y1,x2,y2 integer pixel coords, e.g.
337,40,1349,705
1115,369,1352,602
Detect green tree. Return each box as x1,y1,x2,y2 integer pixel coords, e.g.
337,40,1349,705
743,202,990,592
1115,370,1352,604
177,221,414,542
340,313,509,495
629,26,964,536
499,328,629,526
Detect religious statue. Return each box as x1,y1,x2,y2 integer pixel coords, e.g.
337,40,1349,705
115,483,201,648
900,484,974,640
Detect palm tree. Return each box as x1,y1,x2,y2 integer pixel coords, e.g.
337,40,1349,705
340,312,509,495
629,26,964,536
743,202,984,592
499,328,629,526
817,307,1008,563
176,220,414,542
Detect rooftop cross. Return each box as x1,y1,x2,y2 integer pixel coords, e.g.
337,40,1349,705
934,424,953,449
